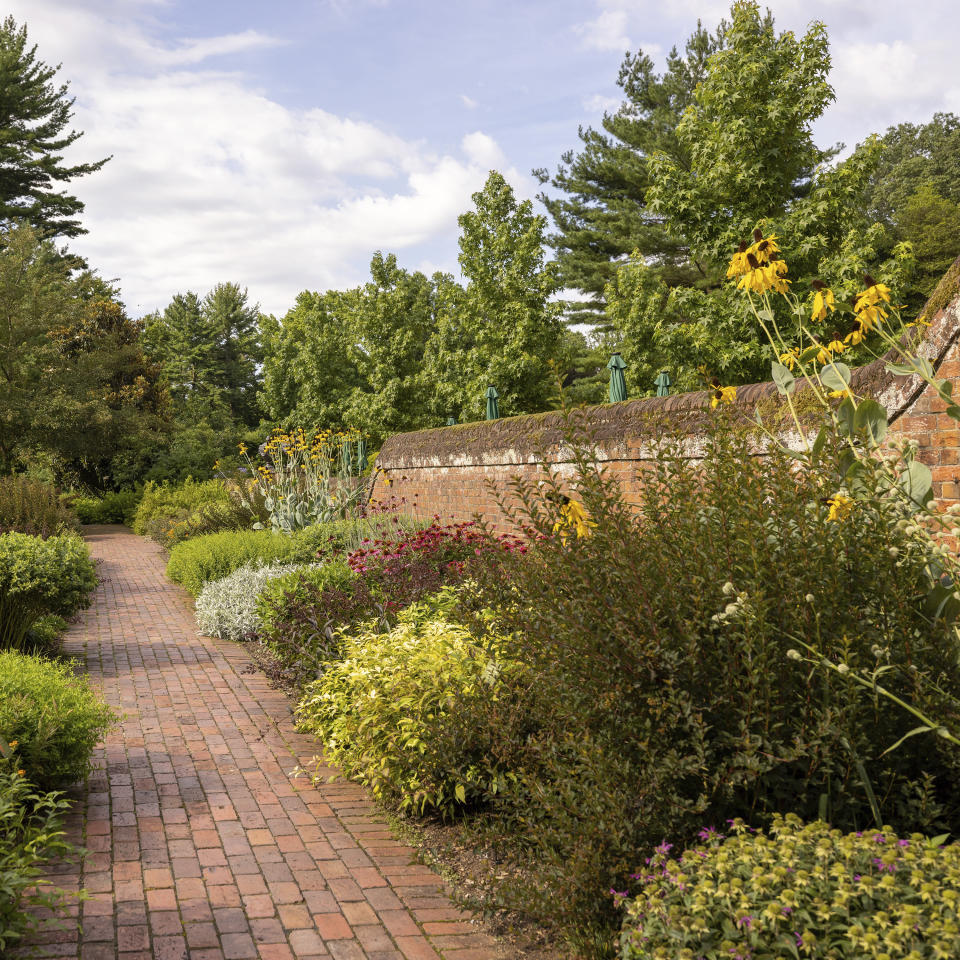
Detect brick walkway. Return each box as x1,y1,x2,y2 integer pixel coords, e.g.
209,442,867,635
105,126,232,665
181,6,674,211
23,526,501,960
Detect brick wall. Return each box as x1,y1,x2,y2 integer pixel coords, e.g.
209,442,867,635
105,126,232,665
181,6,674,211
371,260,960,529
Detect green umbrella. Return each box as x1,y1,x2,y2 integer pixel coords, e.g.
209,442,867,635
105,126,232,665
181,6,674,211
654,370,672,397
356,438,367,473
485,385,500,420
607,353,627,403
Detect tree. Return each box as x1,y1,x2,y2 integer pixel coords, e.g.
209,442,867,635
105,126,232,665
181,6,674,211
534,22,723,325
0,16,109,237
896,184,960,297
201,283,263,427
427,171,563,421
141,292,213,404
0,224,168,484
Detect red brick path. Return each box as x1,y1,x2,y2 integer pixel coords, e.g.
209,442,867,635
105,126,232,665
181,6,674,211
23,526,501,960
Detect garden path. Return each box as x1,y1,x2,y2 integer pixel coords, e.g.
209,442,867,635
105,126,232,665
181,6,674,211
24,526,501,960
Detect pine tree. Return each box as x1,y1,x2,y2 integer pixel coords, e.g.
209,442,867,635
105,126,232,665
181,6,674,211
0,16,109,237
141,292,214,403
534,23,723,326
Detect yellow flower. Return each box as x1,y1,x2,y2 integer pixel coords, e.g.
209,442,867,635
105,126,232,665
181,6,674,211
737,254,790,295
855,278,891,311
8,740,17,748
727,242,750,278
779,347,800,370
811,284,836,322
710,384,737,408
907,316,932,329
827,334,846,355
17,769,25,777
553,498,596,540
745,230,781,266
844,326,866,347
237,443,248,456
826,495,853,522
829,387,854,399
812,343,831,365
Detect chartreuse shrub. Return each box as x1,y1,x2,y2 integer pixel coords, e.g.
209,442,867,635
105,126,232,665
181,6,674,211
0,533,96,650
0,651,116,790
0,758,74,954
195,561,328,641
0,476,77,537
70,490,140,525
619,815,960,960
296,588,518,818
465,419,960,955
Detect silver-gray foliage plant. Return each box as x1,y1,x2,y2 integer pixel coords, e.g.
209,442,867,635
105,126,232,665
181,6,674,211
195,561,318,640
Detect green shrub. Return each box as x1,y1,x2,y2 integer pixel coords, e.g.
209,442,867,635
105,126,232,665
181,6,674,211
70,490,140,525
0,651,116,790
167,520,376,596
132,478,233,539
0,760,74,955
195,561,322,641
619,815,960,960
256,561,368,684
297,588,518,818
467,419,960,950
23,615,68,655
0,533,97,650
0,477,77,538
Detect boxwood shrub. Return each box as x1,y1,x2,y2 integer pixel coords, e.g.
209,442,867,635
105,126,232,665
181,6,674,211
69,490,140,526
0,533,97,650
619,815,960,960
0,651,116,790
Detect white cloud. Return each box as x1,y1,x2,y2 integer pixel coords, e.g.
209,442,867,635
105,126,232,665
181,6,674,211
4,0,526,316
583,93,622,114
575,8,631,52
460,93,479,109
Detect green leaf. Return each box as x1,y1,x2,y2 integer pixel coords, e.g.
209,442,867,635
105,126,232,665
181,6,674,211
947,406,960,421
771,361,795,395
810,426,828,462
836,397,856,437
799,345,822,364
900,460,933,510
880,725,935,758
886,357,935,379
454,784,466,804
820,361,851,392
853,398,888,446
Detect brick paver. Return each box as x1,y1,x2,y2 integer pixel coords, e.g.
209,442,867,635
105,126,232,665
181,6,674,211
22,525,500,960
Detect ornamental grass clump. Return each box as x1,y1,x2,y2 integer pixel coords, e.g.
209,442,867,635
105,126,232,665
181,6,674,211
0,532,96,650
619,815,960,960
0,476,77,538
194,560,327,641
467,416,960,955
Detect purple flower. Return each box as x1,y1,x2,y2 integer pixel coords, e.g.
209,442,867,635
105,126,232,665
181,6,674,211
736,915,753,930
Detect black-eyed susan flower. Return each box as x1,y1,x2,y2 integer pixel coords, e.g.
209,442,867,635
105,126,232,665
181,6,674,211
745,229,781,266
826,494,853,522
710,382,737,408
779,347,800,370
737,253,790,295
844,324,866,347
810,280,836,322
727,240,750,279
827,333,846,355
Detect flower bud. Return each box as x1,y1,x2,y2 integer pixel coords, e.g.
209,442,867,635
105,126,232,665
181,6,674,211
888,547,899,558
805,594,815,604
836,663,850,675
722,581,735,596
787,649,801,661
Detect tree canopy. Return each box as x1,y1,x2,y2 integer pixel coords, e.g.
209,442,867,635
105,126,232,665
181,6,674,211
0,16,109,238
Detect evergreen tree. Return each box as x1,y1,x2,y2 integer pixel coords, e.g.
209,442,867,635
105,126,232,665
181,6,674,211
141,292,214,404
200,283,263,427
0,16,109,237
534,22,723,325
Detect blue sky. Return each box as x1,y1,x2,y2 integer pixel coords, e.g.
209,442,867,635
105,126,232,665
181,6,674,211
11,0,960,316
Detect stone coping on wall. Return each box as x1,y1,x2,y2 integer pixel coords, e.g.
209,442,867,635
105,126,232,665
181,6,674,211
376,257,960,472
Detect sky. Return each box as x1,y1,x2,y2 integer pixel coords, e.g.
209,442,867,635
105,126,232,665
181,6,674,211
10,0,960,317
